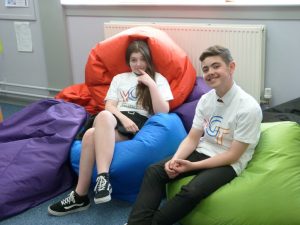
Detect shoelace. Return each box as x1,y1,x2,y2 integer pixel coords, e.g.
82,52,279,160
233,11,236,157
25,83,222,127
61,191,75,205
94,176,107,192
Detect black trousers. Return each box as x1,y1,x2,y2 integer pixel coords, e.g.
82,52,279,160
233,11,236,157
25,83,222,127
127,151,237,225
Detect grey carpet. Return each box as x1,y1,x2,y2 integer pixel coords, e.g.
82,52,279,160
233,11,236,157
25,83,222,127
1,189,132,225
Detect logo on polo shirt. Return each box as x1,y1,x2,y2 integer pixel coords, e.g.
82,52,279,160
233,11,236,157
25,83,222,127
206,116,230,145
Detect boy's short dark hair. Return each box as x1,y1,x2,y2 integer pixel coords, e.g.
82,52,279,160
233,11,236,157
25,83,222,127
199,45,233,65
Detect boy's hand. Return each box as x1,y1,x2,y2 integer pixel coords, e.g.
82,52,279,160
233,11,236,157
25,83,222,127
164,159,179,179
173,159,195,174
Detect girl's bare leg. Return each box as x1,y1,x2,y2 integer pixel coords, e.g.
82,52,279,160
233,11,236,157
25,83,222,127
75,128,96,196
74,110,128,196
93,110,128,173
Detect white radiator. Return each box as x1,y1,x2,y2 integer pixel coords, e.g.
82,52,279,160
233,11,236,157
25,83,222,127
104,22,266,102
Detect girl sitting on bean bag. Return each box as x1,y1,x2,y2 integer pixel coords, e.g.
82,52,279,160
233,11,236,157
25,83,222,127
48,40,173,216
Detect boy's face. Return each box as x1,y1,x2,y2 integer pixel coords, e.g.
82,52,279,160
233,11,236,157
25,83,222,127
201,55,235,92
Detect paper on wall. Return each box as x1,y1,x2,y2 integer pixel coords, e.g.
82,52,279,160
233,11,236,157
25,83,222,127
14,21,33,52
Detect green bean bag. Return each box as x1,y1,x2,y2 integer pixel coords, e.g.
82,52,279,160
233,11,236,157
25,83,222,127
167,121,300,225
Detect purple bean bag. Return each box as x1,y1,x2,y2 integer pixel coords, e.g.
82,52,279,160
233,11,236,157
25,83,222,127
172,76,211,131
0,99,88,220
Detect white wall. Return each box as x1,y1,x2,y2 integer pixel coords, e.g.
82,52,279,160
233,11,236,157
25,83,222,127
64,5,300,106
0,0,72,101
1,2,300,106
0,0,48,98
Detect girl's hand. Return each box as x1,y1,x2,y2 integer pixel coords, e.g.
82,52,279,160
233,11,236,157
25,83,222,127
137,70,156,87
172,159,195,174
120,116,139,133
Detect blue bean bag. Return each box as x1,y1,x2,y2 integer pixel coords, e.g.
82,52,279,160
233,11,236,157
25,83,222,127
70,113,187,202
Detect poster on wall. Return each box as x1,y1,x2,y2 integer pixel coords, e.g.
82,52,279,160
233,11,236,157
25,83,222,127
14,21,33,52
5,0,29,7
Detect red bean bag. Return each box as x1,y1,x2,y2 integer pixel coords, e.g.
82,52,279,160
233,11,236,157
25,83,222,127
55,83,100,114
56,26,196,112
85,26,196,111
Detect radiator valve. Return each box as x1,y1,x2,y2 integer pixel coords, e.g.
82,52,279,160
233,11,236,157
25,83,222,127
261,87,272,110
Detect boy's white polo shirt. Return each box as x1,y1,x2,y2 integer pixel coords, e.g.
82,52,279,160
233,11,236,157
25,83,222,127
192,83,262,175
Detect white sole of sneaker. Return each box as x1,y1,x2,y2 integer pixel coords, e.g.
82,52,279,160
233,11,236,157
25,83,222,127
47,204,90,216
94,194,111,204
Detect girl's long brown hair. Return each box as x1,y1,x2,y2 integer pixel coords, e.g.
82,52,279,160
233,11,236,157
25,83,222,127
125,40,156,114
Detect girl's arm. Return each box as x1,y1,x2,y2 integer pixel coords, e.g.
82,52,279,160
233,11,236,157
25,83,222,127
105,100,139,133
105,100,124,120
137,70,170,114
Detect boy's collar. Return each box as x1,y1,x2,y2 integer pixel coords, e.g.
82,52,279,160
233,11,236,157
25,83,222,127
216,82,237,105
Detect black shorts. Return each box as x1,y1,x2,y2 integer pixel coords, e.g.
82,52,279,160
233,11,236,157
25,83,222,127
114,111,148,139
75,111,148,140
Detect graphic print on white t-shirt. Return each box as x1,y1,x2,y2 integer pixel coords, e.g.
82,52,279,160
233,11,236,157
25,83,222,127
119,85,141,110
128,86,137,101
120,90,129,102
205,116,230,146
120,86,137,103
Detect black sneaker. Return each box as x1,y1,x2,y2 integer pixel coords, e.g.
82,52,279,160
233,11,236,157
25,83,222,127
94,173,112,204
48,191,90,216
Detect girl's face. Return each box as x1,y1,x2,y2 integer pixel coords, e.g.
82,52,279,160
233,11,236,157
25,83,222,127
129,52,148,75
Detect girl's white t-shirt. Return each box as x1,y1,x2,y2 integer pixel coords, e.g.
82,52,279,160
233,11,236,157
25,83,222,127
105,72,173,117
